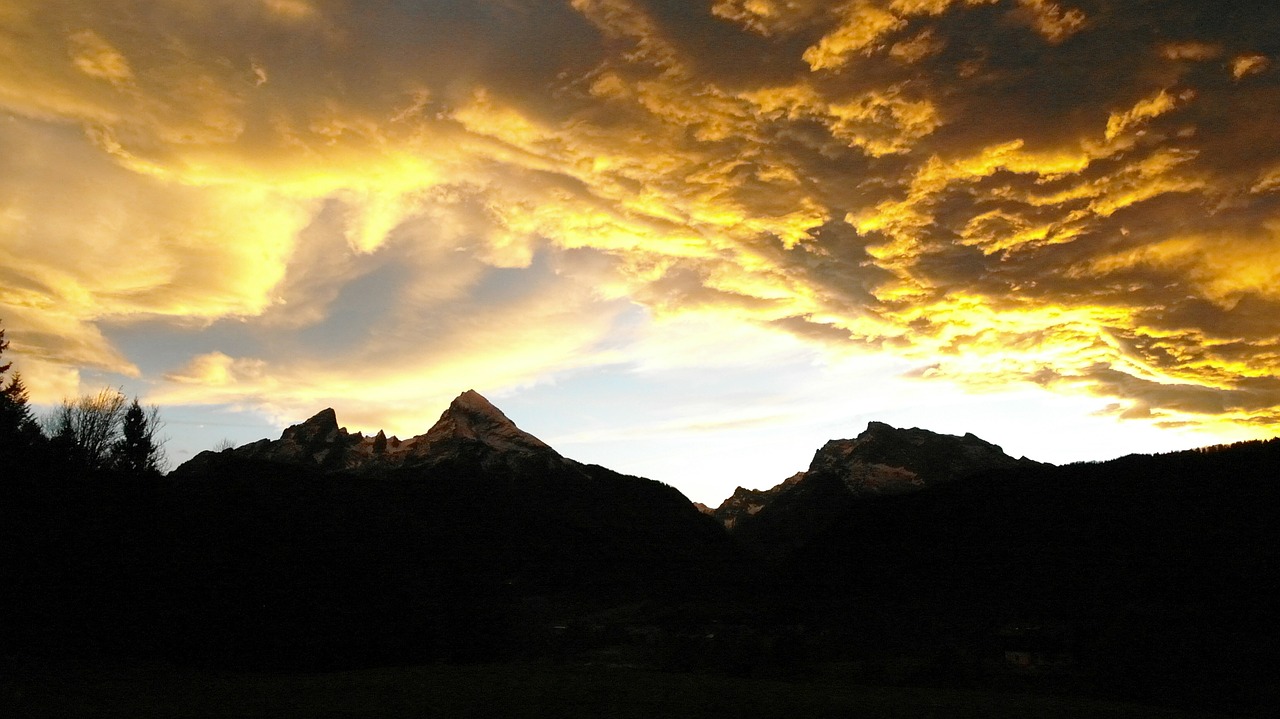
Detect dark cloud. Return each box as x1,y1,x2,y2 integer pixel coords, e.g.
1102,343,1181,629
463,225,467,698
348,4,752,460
3,0,1280,436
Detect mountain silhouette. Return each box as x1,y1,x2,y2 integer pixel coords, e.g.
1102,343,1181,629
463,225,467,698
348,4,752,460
179,389,561,475
720,421,1033,561
164,391,748,664
8,398,1280,714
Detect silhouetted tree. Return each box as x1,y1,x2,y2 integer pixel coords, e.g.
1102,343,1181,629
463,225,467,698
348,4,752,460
1,373,44,452
0,322,8,378
112,398,165,475
45,388,128,471
0,322,44,460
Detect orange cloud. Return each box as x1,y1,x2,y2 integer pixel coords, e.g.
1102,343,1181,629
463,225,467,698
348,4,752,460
1232,54,1271,80
1161,41,1222,61
2,0,1280,450
1013,0,1086,43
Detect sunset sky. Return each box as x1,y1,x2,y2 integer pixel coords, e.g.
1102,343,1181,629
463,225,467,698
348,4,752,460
3,0,1279,502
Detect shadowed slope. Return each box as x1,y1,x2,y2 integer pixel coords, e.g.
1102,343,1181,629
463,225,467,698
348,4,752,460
725,421,1034,561
161,391,748,665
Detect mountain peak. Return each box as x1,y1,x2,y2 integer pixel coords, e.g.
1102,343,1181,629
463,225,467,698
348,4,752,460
450,389,505,416
281,408,343,444
421,390,553,454
709,471,807,530
174,392,566,475
810,421,1026,494
863,420,895,434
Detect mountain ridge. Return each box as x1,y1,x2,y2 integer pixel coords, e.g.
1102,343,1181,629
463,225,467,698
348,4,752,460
719,420,1037,558
711,420,1035,522
176,389,566,477
162,389,752,663
10,391,1280,712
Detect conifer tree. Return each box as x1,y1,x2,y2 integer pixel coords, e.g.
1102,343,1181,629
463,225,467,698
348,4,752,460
2,373,43,447
0,319,9,377
113,398,164,475
0,321,43,458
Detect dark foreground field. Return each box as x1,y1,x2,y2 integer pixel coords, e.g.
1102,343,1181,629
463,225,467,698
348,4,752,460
1,654,1237,719
4,429,1278,718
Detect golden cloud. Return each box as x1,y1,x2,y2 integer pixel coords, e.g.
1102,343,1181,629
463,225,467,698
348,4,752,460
2,0,1279,447
1161,41,1222,61
710,0,829,37
800,0,1003,71
804,2,906,70
1232,54,1271,81
1012,0,1086,43
67,30,134,86
1104,89,1185,142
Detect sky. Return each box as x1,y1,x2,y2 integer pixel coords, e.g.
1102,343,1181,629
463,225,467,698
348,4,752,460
2,0,1279,503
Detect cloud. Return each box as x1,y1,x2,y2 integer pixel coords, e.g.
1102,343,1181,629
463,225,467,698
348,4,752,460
1011,0,1086,43
710,0,829,37
67,30,135,86
153,244,633,436
1104,89,1187,142
2,0,1280,445
1161,41,1222,61
0,116,310,381
1232,53,1270,80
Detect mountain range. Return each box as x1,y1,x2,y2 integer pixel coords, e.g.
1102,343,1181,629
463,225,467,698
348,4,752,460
164,390,1061,660
8,390,1279,713
183,390,1034,542
181,390,570,475
165,391,749,663
706,420,1036,559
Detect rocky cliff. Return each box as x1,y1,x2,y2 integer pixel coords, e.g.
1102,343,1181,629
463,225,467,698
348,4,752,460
721,421,1036,559
177,389,567,476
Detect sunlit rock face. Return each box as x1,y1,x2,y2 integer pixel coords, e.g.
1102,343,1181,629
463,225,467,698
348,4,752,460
405,389,564,473
808,421,1029,496
179,389,567,475
724,421,1037,559
711,472,805,530
416,390,552,454
718,421,1031,520
228,407,363,471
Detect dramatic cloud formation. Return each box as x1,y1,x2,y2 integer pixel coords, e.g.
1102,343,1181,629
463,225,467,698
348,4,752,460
2,0,1279,490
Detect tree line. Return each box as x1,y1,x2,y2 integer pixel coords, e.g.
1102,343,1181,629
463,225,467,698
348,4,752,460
0,319,165,477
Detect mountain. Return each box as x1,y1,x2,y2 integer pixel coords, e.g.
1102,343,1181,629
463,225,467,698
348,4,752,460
710,472,805,530
724,421,1034,559
10,398,1280,713
164,391,749,665
766,441,1280,711
805,421,1032,493
178,389,561,475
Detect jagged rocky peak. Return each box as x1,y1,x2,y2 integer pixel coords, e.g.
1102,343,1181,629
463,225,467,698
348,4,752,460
419,389,554,455
174,390,563,476
281,408,345,445
809,420,1027,494
219,406,362,470
713,421,1033,532
711,471,806,530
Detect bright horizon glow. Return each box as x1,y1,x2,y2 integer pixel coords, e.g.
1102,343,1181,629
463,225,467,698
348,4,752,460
69,325,1263,505
4,1,1279,505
